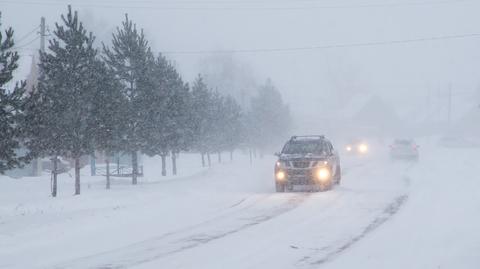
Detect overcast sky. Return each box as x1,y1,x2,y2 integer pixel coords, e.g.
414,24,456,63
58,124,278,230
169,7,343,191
2,0,480,122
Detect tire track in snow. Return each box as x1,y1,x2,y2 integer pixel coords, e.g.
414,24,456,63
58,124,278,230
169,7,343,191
299,162,414,267
51,193,311,269
51,158,373,269
309,194,408,266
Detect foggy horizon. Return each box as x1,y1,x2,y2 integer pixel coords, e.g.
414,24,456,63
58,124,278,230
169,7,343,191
4,0,480,131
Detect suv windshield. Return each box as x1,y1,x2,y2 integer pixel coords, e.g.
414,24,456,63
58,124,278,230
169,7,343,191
282,140,327,155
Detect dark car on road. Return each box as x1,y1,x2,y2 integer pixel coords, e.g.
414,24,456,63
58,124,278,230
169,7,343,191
274,135,341,192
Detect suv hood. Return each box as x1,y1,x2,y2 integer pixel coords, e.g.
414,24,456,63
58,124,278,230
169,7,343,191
279,153,327,161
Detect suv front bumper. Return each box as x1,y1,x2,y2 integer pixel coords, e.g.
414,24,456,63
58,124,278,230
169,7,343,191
284,168,315,185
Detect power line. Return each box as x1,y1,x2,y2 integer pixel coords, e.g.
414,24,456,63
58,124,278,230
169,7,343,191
11,36,40,51
0,0,475,11
15,26,40,45
161,32,480,54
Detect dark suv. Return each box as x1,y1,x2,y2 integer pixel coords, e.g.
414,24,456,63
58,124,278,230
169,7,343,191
274,135,341,192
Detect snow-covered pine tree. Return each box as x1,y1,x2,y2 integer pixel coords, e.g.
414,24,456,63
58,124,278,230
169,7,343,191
88,60,125,189
143,55,190,176
248,79,291,154
22,80,63,197
164,64,190,176
25,6,100,195
190,75,215,167
103,14,155,185
208,91,226,162
219,96,244,161
0,14,27,173
136,54,170,176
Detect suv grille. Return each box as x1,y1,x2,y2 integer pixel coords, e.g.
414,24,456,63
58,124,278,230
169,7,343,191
288,169,310,176
292,161,310,168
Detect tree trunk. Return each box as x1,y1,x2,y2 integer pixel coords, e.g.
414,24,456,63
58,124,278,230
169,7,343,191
201,153,205,167
207,153,211,167
249,149,253,164
74,157,80,195
230,150,233,162
161,154,167,176
172,152,177,176
90,153,96,176
32,158,40,176
116,155,120,176
106,157,110,190
132,151,138,185
52,156,58,197
217,152,221,163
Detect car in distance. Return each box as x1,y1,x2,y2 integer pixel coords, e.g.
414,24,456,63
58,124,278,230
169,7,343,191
344,139,369,155
274,135,341,192
389,139,419,161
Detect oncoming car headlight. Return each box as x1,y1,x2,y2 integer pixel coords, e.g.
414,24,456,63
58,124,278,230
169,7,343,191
346,146,352,152
358,143,368,153
315,167,331,182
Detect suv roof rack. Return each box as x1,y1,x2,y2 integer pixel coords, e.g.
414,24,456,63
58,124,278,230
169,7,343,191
290,135,325,140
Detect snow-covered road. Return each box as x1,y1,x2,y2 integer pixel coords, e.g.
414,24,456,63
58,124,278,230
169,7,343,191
327,146,480,269
1,144,478,269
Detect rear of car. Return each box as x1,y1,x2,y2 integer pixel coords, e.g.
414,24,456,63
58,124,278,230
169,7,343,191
390,139,419,161
274,136,341,192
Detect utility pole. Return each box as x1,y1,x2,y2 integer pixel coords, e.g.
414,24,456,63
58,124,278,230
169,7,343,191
40,17,46,53
32,17,47,178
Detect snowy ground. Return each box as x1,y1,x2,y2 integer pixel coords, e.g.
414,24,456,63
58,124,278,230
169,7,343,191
0,143,479,269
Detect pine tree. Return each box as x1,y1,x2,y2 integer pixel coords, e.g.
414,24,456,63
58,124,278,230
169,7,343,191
165,70,190,176
142,55,190,176
208,91,227,162
248,79,291,154
22,81,63,196
220,96,244,161
190,75,245,166
88,60,125,189
103,14,155,184
190,75,214,167
24,6,99,195
0,14,27,173
140,54,171,176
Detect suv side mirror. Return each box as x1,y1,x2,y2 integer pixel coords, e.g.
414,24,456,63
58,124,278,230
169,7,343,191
274,152,280,157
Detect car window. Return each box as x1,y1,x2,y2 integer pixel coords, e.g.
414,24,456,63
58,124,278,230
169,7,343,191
394,139,412,145
324,141,333,155
282,140,327,155
328,142,334,152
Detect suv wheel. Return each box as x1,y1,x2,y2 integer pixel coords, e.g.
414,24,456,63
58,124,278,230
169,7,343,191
335,166,341,185
275,183,286,192
319,182,332,192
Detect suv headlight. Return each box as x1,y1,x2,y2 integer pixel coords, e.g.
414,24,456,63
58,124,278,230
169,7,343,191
275,170,286,181
275,160,288,168
315,167,331,182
